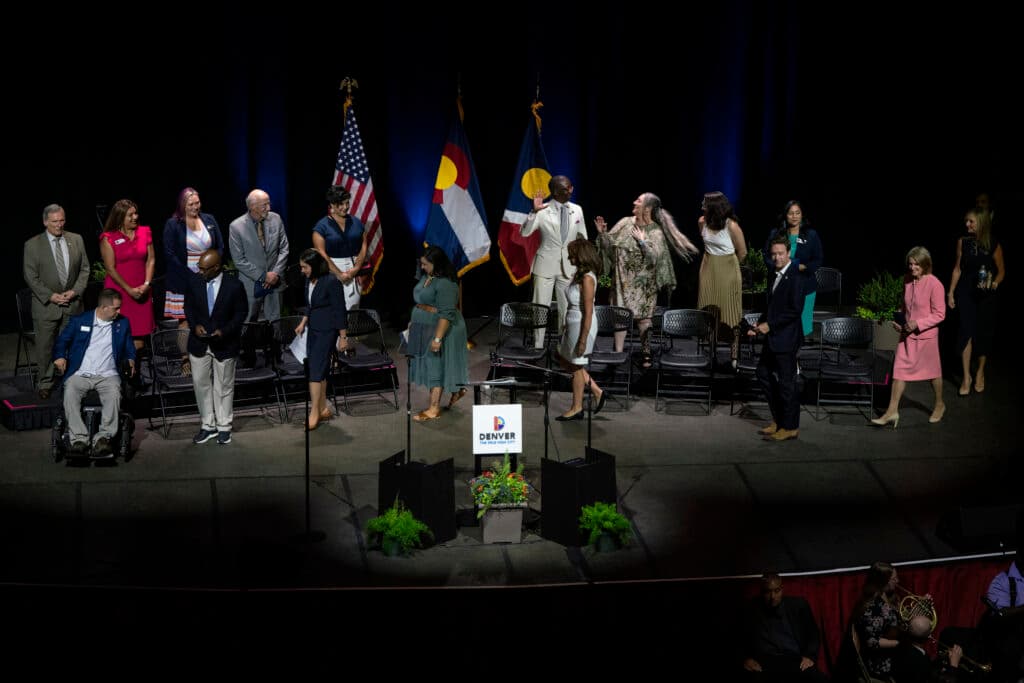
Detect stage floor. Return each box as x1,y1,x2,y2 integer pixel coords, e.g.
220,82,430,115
1,321,1018,594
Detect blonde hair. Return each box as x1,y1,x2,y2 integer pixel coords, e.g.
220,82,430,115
906,246,933,275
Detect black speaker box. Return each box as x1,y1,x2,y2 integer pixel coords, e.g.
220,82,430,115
378,452,456,544
540,447,617,546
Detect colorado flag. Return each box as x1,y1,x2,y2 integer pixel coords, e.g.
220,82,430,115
423,100,490,277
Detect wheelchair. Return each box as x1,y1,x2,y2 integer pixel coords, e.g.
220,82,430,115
51,365,136,464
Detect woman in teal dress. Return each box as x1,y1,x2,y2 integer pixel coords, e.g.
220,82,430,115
408,245,469,422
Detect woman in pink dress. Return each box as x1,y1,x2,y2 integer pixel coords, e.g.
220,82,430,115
100,199,156,350
872,246,946,428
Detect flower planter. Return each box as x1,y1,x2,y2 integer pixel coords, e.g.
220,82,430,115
595,532,621,553
480,504,525,544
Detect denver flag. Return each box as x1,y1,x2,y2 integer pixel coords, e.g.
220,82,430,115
497,102,551,285
423,99,490,277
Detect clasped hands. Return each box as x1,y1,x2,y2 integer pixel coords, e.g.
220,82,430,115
194,325,222,338
50,290,77,306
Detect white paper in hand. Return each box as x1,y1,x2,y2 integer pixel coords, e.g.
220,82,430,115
290,328,308,364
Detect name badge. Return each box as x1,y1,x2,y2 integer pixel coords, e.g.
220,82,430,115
80,325,91,332
114,238,126,245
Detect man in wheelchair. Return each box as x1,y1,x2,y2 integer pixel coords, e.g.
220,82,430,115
52,288,136,456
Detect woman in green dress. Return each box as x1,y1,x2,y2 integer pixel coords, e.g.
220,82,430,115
408,245,469,422
595,192,698,367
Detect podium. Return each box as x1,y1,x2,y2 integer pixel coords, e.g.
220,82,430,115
378,452,456,544
540,447,617,546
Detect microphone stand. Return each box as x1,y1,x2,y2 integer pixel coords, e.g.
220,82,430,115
405,354,412,464
296,358,324,543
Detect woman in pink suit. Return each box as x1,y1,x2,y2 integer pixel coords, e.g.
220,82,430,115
100,199,156,350
872,246,947,428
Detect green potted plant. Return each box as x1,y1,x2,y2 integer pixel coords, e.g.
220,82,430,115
578,501,633,552
854,271,904,351
365,499,433,556
741,248,769,295
468,454,532,543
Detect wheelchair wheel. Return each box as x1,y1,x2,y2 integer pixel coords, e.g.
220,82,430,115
118,414,135,459
51,414,65,463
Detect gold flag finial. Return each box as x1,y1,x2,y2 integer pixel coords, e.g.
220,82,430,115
532,75,543,132
340,77,359,120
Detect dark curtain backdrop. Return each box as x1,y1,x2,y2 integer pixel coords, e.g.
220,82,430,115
9,2,1020,333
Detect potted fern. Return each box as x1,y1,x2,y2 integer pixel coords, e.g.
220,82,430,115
854,271,904,351
365,499,433,556
579,501,633,552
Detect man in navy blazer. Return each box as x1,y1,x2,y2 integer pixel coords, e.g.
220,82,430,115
184,249,248,445
52,288,136,455
752,235,805,441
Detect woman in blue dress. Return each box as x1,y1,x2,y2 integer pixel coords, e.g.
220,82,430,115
295,249,348,431
408,246,469,422
312,185,367,312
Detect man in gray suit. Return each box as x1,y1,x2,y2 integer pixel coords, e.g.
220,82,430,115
23,204,91,398
228,189,289,321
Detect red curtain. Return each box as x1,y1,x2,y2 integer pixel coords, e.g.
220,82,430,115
740,556,1012,676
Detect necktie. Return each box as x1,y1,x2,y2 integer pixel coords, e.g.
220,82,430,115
559,204,570,244
207,280,216,315
54,236,68,287
256,220,266,247
772,271,783,293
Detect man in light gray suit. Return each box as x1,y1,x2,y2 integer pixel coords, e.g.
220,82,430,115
228,189,289,321
23,204,91,398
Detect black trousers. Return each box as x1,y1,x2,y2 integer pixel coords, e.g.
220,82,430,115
756,348,800,430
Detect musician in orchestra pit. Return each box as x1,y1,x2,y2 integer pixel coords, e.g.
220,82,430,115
738,572,827,682
851,561,902,679
982,559,1024,683
893,614,963,683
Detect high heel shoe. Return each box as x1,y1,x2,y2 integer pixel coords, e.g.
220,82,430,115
870,412,900,429
929,405,946,424
319,408,334,420
592,391,607,415
306,417,320,431
974,377,985,393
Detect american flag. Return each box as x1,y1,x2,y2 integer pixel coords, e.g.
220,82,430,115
333,99,381,294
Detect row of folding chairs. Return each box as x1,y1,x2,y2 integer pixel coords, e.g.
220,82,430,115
147,309,398,436
488,299,877,419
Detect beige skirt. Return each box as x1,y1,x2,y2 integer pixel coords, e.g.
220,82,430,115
698,253,742,330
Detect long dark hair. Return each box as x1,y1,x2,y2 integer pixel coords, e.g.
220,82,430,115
568,238,602,283
422,245,457,281
702,191,739,231
776,199,808,237
103,199,138,233
300,247,329,277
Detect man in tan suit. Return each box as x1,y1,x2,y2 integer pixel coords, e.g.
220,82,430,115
23,204,90,398
520,175,588,348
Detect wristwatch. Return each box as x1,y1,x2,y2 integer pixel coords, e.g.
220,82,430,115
434,337,442,343
143,280,151,286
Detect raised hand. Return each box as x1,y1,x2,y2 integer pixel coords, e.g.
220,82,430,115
595,216,608,233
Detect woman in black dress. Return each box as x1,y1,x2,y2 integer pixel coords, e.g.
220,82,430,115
948,208,1005,395
295,249,348,430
